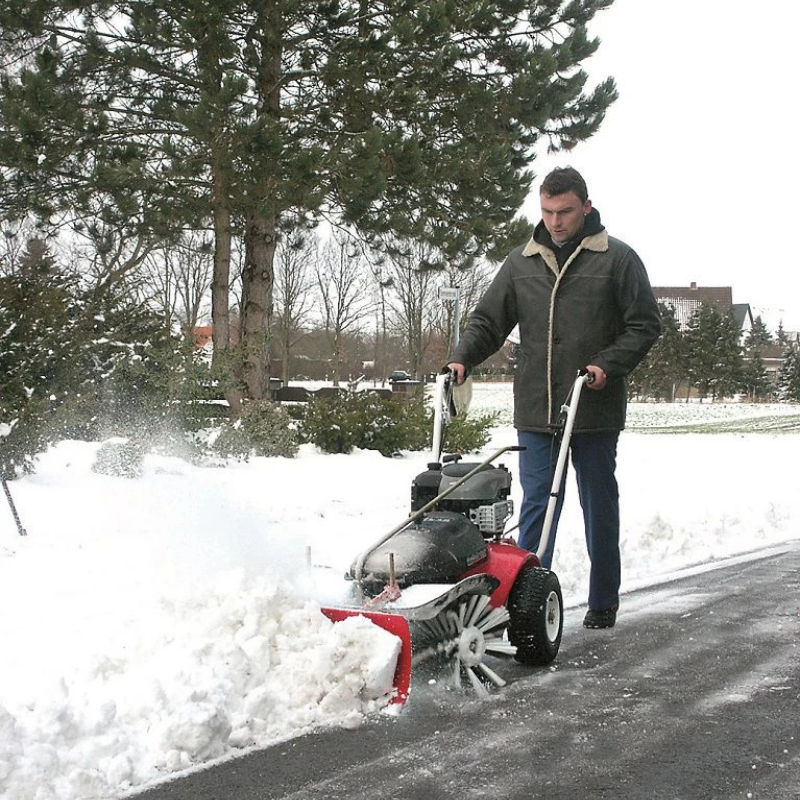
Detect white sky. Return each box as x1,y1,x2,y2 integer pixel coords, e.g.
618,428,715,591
520,0,800,331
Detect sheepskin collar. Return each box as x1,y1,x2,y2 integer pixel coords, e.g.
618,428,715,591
522,206,608,258
521,230,608,258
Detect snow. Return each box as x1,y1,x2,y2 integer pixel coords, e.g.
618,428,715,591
0,382,798,799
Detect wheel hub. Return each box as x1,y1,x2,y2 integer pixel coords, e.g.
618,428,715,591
545,590,561,641
456,625,486,668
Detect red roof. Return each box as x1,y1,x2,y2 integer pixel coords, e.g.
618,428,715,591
192,326,213,348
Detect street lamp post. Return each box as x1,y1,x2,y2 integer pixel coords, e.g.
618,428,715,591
438,285,461,351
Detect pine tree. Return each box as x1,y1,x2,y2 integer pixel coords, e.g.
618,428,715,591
0,238,86,472
745,315,772,349
0,235,187,473
777,347,800,401
684,304,719,400
0,1,619,401
741,314,774,401
714,310,744,399
684,303,742,401
739,351,772,401
0,239,80,412
629,303,683,400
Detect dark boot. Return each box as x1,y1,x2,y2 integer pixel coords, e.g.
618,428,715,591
583,604,618,629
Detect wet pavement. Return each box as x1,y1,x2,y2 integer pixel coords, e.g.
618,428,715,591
136,542,800,800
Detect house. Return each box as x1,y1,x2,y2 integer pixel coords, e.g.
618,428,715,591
192,325,214,349
759,342,788,382
651,282,753,341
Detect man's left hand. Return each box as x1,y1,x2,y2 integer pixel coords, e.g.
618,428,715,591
586,365,607,390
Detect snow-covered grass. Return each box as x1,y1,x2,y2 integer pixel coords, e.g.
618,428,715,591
0,382,798,800
465,379,800,432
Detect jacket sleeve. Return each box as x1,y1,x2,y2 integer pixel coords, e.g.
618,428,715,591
591,247,662,378
450,257,519,370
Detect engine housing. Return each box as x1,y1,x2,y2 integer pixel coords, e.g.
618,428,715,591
410,460,514,537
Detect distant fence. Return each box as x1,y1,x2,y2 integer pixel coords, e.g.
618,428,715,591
272,385,396,402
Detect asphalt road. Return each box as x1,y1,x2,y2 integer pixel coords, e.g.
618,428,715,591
136,542,800,800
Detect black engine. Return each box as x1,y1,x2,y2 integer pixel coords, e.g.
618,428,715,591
349,456,515,596
353,511,488,594
411,458,514,538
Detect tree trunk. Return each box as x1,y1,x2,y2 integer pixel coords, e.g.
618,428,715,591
280,328,291,386
235,0,280,401
209,168,243,413
210,195,231,356
240,212,276,399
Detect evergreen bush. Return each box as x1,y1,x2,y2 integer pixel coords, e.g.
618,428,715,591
212,400,299,460
299,391,428,456
441,411,498,454
92,439,147,478
298,391,497,457
0,234,223,472
95,343,221,439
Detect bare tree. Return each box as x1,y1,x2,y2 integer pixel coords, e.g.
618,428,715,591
138,246,178,335
382,240,443,378
274,231,317,385
371,268,395,384
138,231,214,343
172,234,214,340
428,259,497,353
315,232,373,386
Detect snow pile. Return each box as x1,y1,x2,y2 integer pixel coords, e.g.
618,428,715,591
0,572,400,800
0,442,413,800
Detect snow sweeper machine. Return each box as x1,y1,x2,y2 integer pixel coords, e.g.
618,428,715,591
320,368,594,706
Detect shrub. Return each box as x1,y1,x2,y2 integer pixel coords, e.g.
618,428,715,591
440,411,498,454
212,400,299,460
299,391,429,456
92,439,147,478
0,411,48,479
298,391,498,457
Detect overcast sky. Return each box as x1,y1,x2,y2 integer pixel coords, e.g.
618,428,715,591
520,0,800,331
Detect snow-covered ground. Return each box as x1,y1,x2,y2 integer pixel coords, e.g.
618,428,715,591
1,383,798,800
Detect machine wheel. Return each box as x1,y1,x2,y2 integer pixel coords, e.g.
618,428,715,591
507,565,563,665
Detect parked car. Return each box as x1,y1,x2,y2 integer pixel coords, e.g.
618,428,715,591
388,370,412,383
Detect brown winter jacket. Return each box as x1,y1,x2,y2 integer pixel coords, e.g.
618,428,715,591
452,211,662,433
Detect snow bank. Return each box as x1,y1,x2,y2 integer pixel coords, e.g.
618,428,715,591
0,573,400,800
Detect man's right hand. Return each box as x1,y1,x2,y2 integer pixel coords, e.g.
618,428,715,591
447,362,467,385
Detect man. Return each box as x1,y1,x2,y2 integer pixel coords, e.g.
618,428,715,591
448,167,661,629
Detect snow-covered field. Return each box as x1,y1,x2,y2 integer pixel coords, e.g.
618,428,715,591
465,380,800,431
1,383,798,800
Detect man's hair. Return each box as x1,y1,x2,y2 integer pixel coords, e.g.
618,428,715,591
540,167,588,203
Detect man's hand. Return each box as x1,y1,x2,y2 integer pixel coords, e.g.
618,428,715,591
447,362,467,385
586,364,607,390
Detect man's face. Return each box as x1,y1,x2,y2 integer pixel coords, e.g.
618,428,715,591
540,191,592,244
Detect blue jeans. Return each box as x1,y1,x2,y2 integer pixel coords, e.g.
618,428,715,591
516,429,620,611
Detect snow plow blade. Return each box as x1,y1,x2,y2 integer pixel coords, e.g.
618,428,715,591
320,607,412,707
